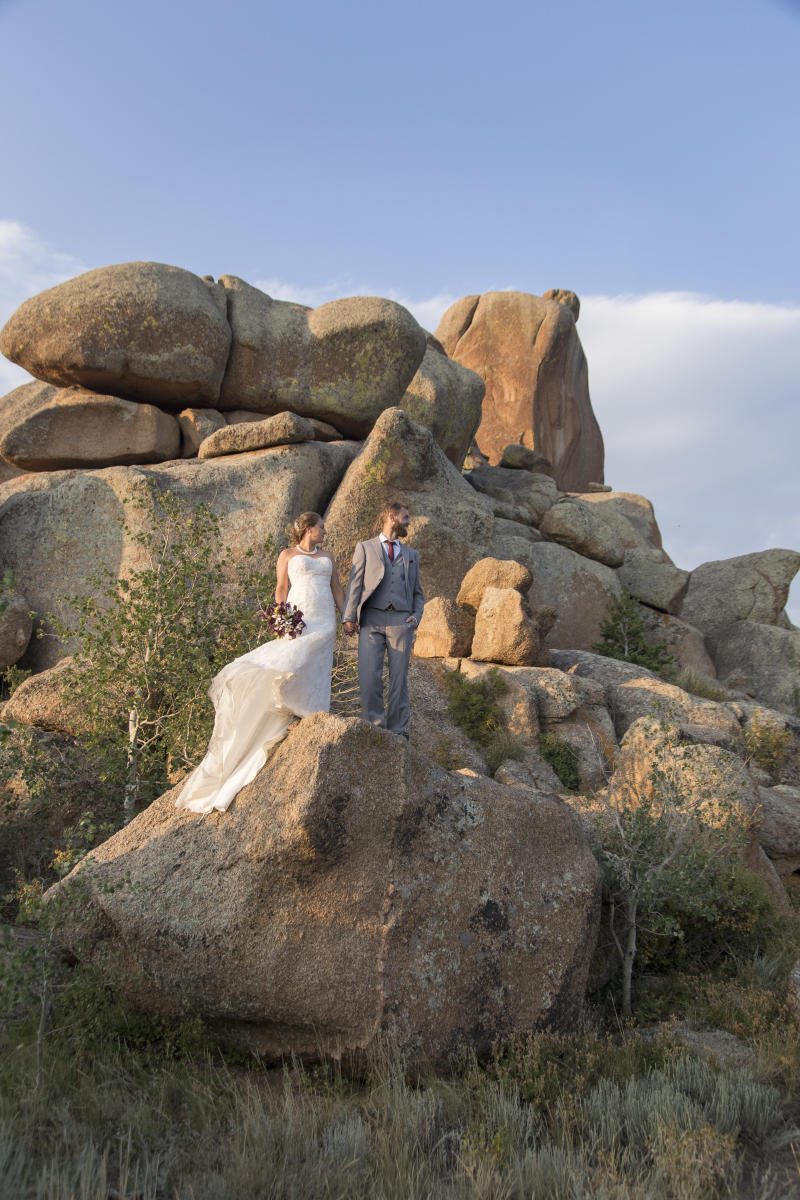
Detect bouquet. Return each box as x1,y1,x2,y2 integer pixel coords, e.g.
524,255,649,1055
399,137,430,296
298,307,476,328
260,601,306,639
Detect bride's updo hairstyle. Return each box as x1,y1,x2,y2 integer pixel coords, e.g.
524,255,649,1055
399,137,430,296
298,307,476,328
290,511,323,545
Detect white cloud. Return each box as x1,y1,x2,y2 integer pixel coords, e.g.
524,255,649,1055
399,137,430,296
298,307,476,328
579,291,800,623
0,219,88,394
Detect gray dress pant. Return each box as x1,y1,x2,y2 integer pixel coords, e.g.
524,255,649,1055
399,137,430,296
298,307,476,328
358,608,414,734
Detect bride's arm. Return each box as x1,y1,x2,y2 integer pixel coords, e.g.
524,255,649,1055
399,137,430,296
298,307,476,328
275,550,291,604
329,558,346,615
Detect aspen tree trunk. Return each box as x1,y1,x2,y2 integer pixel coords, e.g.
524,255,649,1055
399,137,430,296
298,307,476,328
124,706,140,824
621,898,638,1018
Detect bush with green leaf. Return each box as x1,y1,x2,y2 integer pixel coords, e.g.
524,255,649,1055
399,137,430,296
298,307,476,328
743,713,792,774
1,482,280,918
590,723,762,1015
441,667,522,775
538,733,581,792
593,590,675,675
47,481,277,822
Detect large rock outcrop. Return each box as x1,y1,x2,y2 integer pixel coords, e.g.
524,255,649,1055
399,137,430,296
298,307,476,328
708,621,800,715
435,291,604,491
0,441,359,670
325,407,495,602
680,550,800,634
0,262,231,408
47,714,601,1068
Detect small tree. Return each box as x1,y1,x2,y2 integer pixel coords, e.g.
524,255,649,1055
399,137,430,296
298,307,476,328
591,724,752,1017
49,482,277,823
593,591,674,675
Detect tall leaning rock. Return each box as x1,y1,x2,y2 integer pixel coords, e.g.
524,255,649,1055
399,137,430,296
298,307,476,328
435,291,604,491
47,714,601,1068
0,262,231,409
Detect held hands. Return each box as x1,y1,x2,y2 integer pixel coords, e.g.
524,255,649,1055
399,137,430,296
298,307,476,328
343,621,358,636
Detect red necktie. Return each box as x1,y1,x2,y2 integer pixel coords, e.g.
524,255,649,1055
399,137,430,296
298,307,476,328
386,541,395,562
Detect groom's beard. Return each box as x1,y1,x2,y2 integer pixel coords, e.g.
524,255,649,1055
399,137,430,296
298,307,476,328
391,522,409,539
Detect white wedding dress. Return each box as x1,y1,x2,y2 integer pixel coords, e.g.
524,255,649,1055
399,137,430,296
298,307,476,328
175,553,337,814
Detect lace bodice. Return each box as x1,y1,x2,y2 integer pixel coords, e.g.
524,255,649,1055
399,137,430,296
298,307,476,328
287,553,336,637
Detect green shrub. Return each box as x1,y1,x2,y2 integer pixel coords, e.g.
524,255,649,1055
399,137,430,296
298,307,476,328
441,667,522,775
672,669,731,702
46,481,277,824
590,722,756,1015
593,590,675,674
636,859,784,975
743,714,792,774
537,733,581,792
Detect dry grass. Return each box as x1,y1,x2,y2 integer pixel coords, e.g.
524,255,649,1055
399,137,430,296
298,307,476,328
2,965,799,1199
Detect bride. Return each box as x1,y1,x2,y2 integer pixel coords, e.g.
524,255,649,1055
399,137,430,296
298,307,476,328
175,512,345,814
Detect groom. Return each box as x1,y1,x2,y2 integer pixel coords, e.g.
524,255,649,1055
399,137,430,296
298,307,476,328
342,501,425,739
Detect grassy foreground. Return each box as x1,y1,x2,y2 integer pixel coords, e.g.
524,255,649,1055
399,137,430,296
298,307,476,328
2,946,800,1200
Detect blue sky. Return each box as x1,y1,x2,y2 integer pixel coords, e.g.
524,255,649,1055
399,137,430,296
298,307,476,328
2,0,799,618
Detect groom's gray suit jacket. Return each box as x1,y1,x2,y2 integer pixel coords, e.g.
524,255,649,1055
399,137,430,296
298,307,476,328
342,537,425,626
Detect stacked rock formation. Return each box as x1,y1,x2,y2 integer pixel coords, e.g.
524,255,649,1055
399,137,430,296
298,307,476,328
2,263,799,1069
0,261,485,473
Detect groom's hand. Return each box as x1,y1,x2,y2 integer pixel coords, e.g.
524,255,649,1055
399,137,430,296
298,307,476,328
343,621,358,636
405,615,418,627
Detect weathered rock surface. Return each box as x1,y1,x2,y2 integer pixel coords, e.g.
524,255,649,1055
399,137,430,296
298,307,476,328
708,621,800,716
542,289,580,321
575,491,663,551
435,291,604,491
549,650,738,741
757,785,800,875
219,277,427,437
3,656,90,735
47,714,601,1067
216,275,310,413
197,411,316,459
539,497,625,568
0,592,32,670
525,543,623,651
325,408,495,603
412,597,474,658
600,717,759,838
617,548,689,614
399,338,484,469
471,586,545,666
456,557,533,614
0,441,360,670
466,464,558,525
0,262,231,408
639,608,717,679
680,550,800,634
499,444,554,474
0,385,180,470
177,407,226,457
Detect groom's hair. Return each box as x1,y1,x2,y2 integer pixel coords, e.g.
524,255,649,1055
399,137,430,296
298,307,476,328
376,500,408,531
